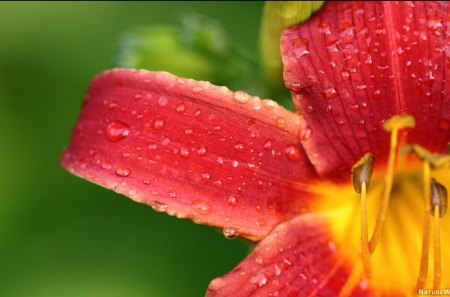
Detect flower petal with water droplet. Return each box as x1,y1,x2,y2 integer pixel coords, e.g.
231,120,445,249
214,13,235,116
207,213,362,297
281,1,450,180
61,69,319,241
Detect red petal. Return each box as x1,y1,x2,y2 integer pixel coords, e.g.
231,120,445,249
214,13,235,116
206,213,366,297
281,1,450,179
61,69,318,241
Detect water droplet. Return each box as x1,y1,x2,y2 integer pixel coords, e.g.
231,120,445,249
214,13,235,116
285,144,301,161
350,103,359,111
101,161,112,170
306,105,314,113
323,87,337,99
299,126,312,141
277,117,286,128
255,256,263,265
161,138,170,146
180,147,190,158
184,129,193,135
263,139,273,150
158,96,168,106
356,84,367,91
223,227,238,239
292,37,310,57
250,271,267,288
106,121,130,142
373,89,381,98
201,172,211,180
115,166,130,177
150,201,167,212
143,179,151,185
192,86,202,93
176,103,185,112
169,192,177,198
234,142,245,152
217,157,224,164
197,146,207,156
153,119,165,130
134,93,142,100
227,195,238,206
192,199,211,214
231,160,239,168
274,264,281,276
340,70,350,80
233,91,250,104
262,99,277,110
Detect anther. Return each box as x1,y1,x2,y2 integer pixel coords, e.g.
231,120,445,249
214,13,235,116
370,115,415,253
430,179,447,289
430,178,447,218
352,153,374,277
352,153,374,193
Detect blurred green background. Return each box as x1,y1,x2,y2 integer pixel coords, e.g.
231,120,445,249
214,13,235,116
0,2,265,296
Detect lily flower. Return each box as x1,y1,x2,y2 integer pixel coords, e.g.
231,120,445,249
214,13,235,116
61,1,449,296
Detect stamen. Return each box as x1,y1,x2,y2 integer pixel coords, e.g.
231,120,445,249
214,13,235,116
370,115,415,253
360,182,371,277
352,153,374,277
401,144,450,169
416,161,431,290
430,179,447,289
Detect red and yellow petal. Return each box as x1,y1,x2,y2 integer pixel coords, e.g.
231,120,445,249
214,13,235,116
281,1,449,180
207,213,380,297
61,69,319,241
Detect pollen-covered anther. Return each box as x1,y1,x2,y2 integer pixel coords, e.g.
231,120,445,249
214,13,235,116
351,153,374,277
351,153,374,194
430,178,448,218
381,114,416,132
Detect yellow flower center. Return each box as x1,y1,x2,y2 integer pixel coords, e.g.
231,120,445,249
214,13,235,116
311,115,450,295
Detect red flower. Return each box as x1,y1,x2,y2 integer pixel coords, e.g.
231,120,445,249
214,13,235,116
61,2,449,296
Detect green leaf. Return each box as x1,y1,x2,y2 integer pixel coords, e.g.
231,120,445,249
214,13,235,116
260,1,324,88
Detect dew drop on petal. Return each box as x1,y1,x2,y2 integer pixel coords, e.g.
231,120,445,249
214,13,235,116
201,172,211,181
276,117,286,128
323,87,337,99
274,264,282,276
158,96,168,106
285,144,301,161
231,160,239,168
233,91,250,104
223,227,238,239
180,147,190,158
176,103,185,112
106,121,130,142
197,146,207,156
227,195,238,206
115,166,130,177
340,70,350,80
150,201,167,212
192,199,211,214
263,139,273,150
101,161,112,170
153,119,165,130
299,126,312,141
234,142,245,152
